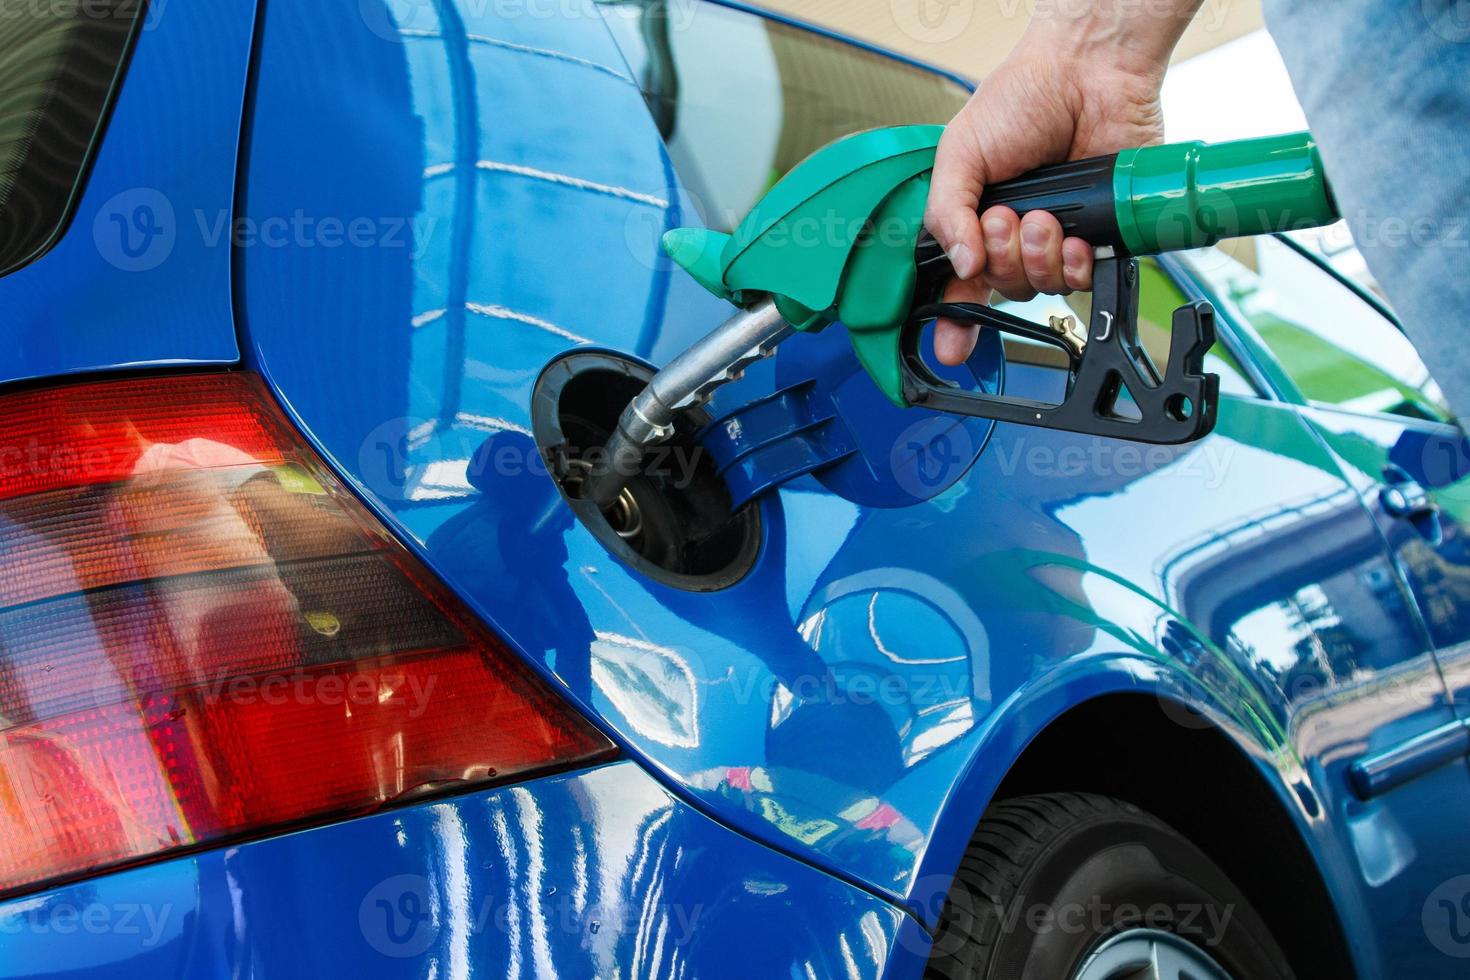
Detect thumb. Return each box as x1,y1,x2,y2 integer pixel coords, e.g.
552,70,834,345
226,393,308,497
925,128,987,281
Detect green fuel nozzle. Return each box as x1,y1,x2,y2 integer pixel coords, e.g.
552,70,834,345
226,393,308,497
661,125,1337,441
579,126,1337,511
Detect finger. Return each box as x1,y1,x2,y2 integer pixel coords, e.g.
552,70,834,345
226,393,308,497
1019,210,1067,294
925,128,987,280
933,320,980,367
979,206,1034,302
1061,237,1094,291
932,277,991,366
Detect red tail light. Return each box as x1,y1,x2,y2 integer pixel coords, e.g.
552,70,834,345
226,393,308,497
0,372,614,897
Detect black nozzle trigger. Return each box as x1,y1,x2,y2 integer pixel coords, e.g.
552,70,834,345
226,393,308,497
899,256,1221,445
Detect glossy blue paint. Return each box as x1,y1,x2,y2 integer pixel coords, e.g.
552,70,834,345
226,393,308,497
0,0,253,387
6,0,1470,976
1166,242,1470,971
233,3,1470,976
0,761,926,979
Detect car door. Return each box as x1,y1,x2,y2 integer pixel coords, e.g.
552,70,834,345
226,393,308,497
1180,235,1470,711
1171,236,1470,963
997,249,1470,965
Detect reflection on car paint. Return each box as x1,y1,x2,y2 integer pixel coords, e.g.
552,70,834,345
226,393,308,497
0,763,919,979
220,0,1470,972
0,0,252,387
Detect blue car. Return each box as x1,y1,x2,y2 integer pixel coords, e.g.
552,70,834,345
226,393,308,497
2,1,1468,977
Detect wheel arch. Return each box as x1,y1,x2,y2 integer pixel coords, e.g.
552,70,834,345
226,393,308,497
913,667,1362,979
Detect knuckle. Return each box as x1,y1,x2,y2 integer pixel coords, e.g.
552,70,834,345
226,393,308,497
1024,259,1064,292
988,255,1018,280
991,267,1026,291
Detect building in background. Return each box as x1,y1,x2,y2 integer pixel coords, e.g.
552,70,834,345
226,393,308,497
754,0,1264,79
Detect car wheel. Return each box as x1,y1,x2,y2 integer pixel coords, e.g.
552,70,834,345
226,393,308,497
925,792,1294,979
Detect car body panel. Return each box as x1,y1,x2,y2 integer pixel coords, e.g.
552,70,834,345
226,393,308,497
1303,408,1470,658
0,761,923,979
2,1,1466,976
1178,234,1470,722
0,0,252,387
1182,239,1470,691
1163,248,1470,972
236,4,1470,975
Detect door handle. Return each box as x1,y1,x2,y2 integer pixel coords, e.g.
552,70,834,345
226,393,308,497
1381,463,1443,543
1381,464,1437,518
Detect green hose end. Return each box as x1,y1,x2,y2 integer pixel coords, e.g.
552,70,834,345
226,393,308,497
1113,131,1339,255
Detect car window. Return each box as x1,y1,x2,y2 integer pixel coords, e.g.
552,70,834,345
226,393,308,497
596,0,969,231
1287,220,1393,316
992,259,1260,401
0,0,143,276
1180,235,1451,424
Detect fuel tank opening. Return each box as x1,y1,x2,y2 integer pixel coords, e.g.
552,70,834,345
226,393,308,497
532,351,761,591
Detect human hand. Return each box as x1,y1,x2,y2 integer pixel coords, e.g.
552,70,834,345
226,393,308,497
925,23,1172,365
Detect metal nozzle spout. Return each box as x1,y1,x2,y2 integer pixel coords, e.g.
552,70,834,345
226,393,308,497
580,300,791,512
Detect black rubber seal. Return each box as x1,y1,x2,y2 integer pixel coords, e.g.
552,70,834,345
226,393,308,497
531,350,762,593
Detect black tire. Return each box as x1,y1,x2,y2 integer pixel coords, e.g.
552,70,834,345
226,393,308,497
925,792,1295,980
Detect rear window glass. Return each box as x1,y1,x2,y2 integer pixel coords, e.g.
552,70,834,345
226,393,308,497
1182,235,1451,423
596,0,969,231
0,0,143,276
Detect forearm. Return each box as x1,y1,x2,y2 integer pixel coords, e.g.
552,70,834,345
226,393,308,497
1020,0,1204,78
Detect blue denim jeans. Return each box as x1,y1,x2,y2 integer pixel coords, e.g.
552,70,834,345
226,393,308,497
1264,0,1470,420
